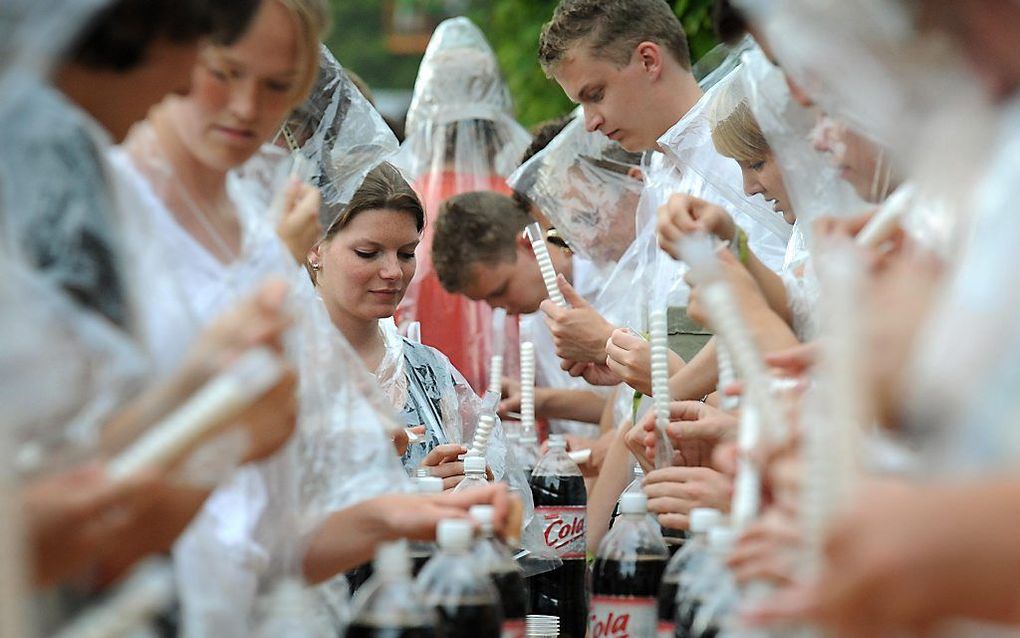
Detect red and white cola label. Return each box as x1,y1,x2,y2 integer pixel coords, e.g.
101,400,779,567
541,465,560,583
589,596,658,638
502,619,525,638
657,620,675,638
536,505,586,559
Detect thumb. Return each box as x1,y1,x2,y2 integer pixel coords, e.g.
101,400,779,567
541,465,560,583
557,274,587,308
281,177,302,217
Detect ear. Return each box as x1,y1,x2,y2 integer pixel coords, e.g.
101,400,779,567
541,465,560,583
515,232,534,257
627,166,645,182
307,241,323,269
635,42,664,80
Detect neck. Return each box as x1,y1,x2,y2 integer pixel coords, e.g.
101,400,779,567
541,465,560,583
55,66,122,142
660,67,704,134
329,305,385,367
148,106,231,210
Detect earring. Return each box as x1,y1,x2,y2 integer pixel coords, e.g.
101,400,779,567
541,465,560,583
310,262,321,272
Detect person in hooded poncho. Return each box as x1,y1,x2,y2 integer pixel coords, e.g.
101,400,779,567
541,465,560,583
395,16,532,394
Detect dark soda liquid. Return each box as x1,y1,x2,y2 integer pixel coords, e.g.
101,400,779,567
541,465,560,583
591,556,666,598
411,551,431,577
345,623,437,638
658,577,679,634
491,569,529,620
529,472,588,638
675,597,701,638
662,528,687,557
434,601,502,638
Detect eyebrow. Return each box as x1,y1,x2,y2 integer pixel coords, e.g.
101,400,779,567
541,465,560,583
219,52,300,77
577,84,602,102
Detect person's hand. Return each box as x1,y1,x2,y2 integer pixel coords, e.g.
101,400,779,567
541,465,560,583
498,377,521,419
765,341,821,379
642,466,732,531
23,464,161,587
574,430,613,477
728,504,803,588
378,483,511,542
658,194,737,259
632,400,737,468
562,359,623,387
393,426,425,457
420,444,468,491
811,210,877,243
236,369,298,462
748,480,1020,635
540,275,615,364
604,329,683,396
276,178,323,264
686,249,766,329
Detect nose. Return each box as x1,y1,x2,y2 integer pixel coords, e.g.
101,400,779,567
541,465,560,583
229,78,260,123
742,170,763,198
379,254,402,281
786,76,814,109
583,107,604,133
811,115,833,153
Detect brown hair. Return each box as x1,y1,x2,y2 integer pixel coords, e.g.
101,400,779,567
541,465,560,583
309,162,424,281
711,99,770,164
269,0,331,107
538,0,692,73
432,191,531,293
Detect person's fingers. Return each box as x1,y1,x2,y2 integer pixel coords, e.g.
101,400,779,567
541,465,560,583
609,329,644,350
539,299,566,320
566,361,588,378
442,475,466,491
643,466,707,485
669,400,707,421
656,512,690,531
430,461,466,480
642,481,693,500
741,583,818,627
647,496,695,515
421,444,468,467
557,274,587,308
281,177,301,217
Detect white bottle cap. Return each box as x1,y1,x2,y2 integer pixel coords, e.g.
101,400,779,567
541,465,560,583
469,504,495,534
619,492,648,515
464,455,487,474
690,508,723,533
548,435,567,452
437,519,473,551
417,476,444,494
708,526,738,552
375,540,410,578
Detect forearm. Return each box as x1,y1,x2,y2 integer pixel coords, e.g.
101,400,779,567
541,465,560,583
744,299,800,353
587,426,640,551
747,251,793,326
668,338,720,400
303,499,392,584
535,388,607,424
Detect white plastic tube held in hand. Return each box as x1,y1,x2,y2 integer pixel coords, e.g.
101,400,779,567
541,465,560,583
525,222,567,308
488,308,507,395
649,308,676,469
109,347,286,480
855,183,915,248
519,340,537,439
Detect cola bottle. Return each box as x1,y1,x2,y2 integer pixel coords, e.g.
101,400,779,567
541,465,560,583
345,541,438,638
589,492,668,638
611,465,686,556
469,505,530,638
675,527,737,638
528,435,588,638
411,475,445,576
254,578,333,638
417,519,503,638
657,508,721,638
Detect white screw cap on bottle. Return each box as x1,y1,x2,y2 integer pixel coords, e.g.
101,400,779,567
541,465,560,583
417,476,444,495
464,455,487,475
689,508,723,534
547,435,566,452
708,526,738,553
469,505,495,535
437,519,473,551
375,540,411,579
619,492,649,515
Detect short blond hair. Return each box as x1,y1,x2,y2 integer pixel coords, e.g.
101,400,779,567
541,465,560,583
711,99,769,164
276,0,331,106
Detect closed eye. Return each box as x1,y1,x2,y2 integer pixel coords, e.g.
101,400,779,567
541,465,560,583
354,250,377,259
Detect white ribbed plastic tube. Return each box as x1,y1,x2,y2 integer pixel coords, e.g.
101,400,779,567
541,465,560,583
519,340,537,439
649,308,676,469
524,222,566,307
469,413,496,458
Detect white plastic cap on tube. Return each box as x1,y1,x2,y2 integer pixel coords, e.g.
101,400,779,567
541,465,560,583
690,508,723,533
464,456,487,474
417,476,444,494
619,492,648,515
437,519,473,551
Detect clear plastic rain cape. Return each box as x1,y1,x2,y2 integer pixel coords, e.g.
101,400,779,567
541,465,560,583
111,48,417,634
506,110,644,280
0,0,153,478
394,16,530,393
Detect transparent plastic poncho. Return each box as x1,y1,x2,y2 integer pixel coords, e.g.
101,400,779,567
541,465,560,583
394,16,530,393
111,57,414,635
507,111,643,278
238,45,399,229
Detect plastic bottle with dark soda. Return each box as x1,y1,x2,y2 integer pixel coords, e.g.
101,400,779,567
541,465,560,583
344,541,438,638
528,434,588,638
589,492,668,638
469,505,530,638
675,527,737,638
410,475,445,576
417,518,503,638
657,508,721,638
